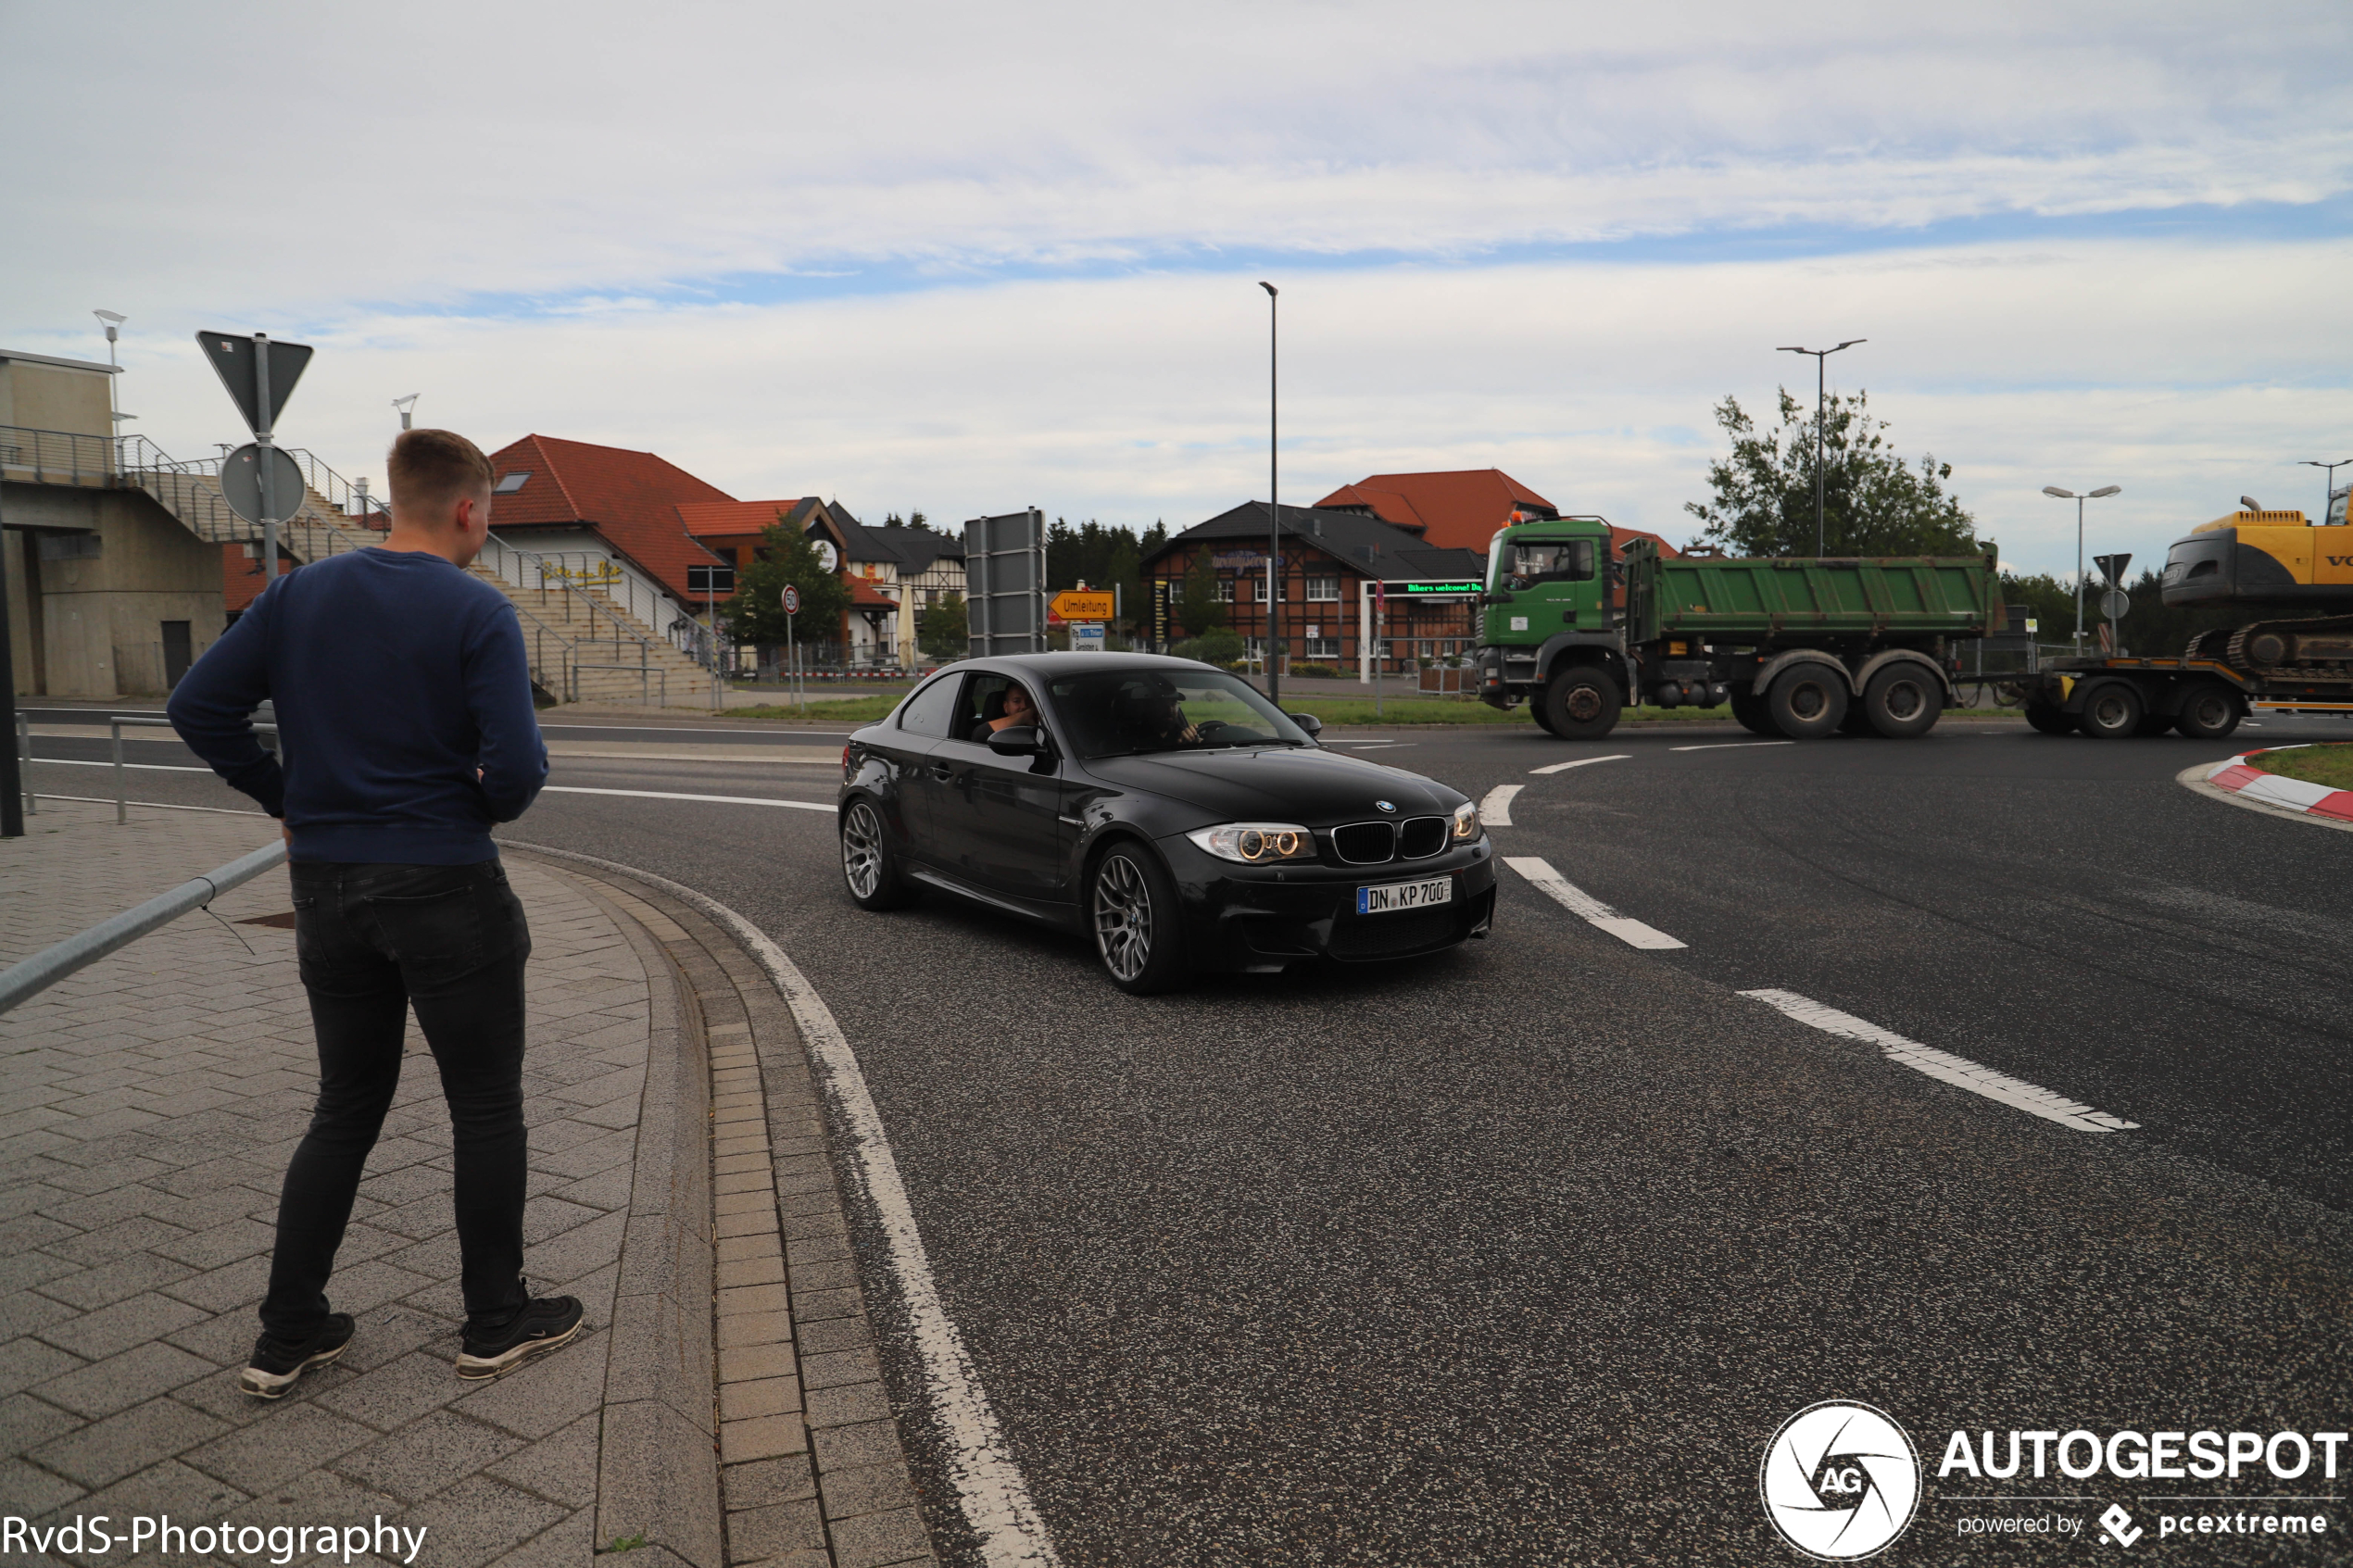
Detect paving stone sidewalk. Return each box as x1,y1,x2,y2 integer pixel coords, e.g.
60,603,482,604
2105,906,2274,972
0,801,650,1563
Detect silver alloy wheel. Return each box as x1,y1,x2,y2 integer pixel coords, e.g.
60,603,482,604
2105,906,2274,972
1092,854,1153,982
842,801,885,899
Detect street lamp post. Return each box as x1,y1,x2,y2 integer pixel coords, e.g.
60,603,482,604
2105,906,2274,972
1259,281,1280,709
1776,340,1865,556
2042,484,2122,653
393,395,420,432
2300,458,2352,523
93,311,126,469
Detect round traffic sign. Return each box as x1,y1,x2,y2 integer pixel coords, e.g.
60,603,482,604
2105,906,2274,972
2102,588,2130,619
781,584,800,616
219,443,308,526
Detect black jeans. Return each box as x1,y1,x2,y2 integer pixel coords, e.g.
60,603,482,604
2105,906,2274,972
261,859,533,1339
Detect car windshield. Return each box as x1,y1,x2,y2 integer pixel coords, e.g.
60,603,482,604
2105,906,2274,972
1047,668,1313,759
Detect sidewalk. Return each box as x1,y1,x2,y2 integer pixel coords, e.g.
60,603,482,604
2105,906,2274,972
0,802,934,1567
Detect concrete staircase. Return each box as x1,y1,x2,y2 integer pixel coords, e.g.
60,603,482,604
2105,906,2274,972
126,447,715,707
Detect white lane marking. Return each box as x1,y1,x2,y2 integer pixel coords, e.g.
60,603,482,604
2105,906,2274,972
1479,784,1524,826
29,757,212,772
1670,741,1794,752
505,842,1063,1566
1529,753,1630,775
542,785,834,812
1502,856,1687,949
1738,988,2139,1134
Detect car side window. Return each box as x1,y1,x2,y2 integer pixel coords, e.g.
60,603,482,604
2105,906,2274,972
897,673,965,738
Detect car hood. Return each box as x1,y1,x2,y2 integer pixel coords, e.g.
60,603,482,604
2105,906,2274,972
1079,746,1465,824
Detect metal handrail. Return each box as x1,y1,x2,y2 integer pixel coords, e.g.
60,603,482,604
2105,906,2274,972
0,424,118,486
0,842,288,1015
570,663,668,707
478,535,673,666
476,534,724,671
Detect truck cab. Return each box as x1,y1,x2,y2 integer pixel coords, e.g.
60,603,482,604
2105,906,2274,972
1476,517,1630,715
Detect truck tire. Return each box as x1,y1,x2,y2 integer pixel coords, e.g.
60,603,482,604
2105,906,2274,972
2173,682,2242,741
1862,664,1941,739
1530,700,1562,737
2024,701,2076,735
1541,668,1621,739
2078,681,2144,740
1730,691,1776,735
1767,663,1848,739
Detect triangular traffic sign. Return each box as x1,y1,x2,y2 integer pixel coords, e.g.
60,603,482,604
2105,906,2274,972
2093,552,2132,587
196,331,313,435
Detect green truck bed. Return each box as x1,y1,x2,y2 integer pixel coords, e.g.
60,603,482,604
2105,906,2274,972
1622,540,2002,645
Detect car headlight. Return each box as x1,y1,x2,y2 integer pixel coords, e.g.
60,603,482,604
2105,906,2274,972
1186,822,1317,864
1452,802,1481,841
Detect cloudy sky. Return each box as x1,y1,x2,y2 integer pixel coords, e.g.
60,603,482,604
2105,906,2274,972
7,1,2350,577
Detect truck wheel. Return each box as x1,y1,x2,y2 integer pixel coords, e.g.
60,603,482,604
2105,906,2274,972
2078,681,2144,740
1541,669,1622,739
2023,701,2076,735
1530,700,1562,736
1730,692,1776,735
1767,664,1849,739
1863,665,1941,739
2173,682,2242,741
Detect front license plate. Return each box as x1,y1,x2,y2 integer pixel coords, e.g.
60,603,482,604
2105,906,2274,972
1357,876,1453,915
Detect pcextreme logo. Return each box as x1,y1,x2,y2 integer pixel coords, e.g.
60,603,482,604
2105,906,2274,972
1760,1401,1923,1561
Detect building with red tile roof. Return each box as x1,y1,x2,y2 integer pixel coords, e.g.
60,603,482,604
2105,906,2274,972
1316,468,1680,561
483,434,734,602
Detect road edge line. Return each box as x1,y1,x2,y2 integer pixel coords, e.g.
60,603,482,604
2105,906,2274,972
1478,784,1524,826
502,839,1063,1568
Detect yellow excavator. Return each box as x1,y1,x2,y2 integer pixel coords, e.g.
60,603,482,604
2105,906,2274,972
2162,489,2353,671
2023,488,2353,739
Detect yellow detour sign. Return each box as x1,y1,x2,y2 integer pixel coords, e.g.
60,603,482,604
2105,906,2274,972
1050,591,1115,622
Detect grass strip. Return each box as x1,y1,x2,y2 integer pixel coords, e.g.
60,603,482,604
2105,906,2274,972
2249,743,2353,791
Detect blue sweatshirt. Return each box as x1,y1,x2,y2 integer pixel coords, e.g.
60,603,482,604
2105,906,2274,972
169,547,548,863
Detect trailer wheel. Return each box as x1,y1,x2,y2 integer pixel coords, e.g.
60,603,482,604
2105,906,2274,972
1862,665,1941,739
2173,682,2242,741
1766,663,1849,739
1541,668,1622,739
2078,681,2144,740
2023,701,2076,735
1730,692,1776,735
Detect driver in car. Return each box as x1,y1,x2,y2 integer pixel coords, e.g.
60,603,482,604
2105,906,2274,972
1136,689,1202,749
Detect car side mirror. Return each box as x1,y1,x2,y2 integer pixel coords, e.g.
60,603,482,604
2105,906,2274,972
985,725,1048,756
1286,712,1323,736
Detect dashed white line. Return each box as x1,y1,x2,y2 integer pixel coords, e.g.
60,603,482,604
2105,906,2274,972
1669,741,1793,752
1502,856,1687,949
1478,784,1524,826
1738,988,2139,1134
542,784,835,812
1529,753,1630,775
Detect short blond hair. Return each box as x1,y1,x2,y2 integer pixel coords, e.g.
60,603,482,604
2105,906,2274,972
386,428,493,514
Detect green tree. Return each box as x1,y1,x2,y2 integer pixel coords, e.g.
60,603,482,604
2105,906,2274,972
721,512,851,646
882,511,938,533
918,591,968,660
1177,552,1227,637
1685,390,1979,558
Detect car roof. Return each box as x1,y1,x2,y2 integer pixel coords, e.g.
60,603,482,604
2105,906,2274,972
940,652,1217,679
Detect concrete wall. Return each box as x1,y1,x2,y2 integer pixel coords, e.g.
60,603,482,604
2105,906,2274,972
0,359,114,442
1,483,225,697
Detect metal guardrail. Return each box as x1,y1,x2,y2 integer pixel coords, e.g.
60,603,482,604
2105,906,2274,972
0,841,288,1015
570,662,667,707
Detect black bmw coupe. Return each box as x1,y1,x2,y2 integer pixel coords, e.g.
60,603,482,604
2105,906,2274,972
836,653,1497,993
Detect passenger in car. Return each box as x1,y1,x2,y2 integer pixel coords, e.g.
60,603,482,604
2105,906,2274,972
975,682,1038,740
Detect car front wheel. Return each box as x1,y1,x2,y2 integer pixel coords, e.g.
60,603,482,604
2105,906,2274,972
1089,845,1188,995
840,798,914,910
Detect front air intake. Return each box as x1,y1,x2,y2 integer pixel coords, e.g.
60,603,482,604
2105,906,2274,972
1330,822,1397,864
1397,817,1448,859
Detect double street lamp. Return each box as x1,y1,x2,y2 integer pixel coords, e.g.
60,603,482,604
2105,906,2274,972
1777,339,1865,555
2301,458,2352,523
2043,484,2121,651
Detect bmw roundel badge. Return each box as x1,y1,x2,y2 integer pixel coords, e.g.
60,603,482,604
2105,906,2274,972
1376,800,1396,812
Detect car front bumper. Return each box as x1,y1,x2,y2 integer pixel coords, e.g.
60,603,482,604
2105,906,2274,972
1156,835,1499,972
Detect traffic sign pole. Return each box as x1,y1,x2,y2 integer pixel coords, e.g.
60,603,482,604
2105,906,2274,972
255,333,278,582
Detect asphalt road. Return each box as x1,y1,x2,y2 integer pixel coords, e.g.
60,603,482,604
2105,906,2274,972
25,712,2353,1565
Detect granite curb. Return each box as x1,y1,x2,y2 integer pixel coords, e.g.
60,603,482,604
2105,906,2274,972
505,849,937,1568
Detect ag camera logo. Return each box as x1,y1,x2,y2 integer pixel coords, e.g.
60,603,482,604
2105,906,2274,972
1760,1401,1921,1560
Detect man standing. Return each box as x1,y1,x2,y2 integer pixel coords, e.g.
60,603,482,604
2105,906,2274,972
170,429,577,1397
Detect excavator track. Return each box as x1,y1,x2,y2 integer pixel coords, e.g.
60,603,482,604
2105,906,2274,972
2222,613,2353,674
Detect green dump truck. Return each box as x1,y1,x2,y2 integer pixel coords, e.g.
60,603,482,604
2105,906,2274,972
1471,517,2004,740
